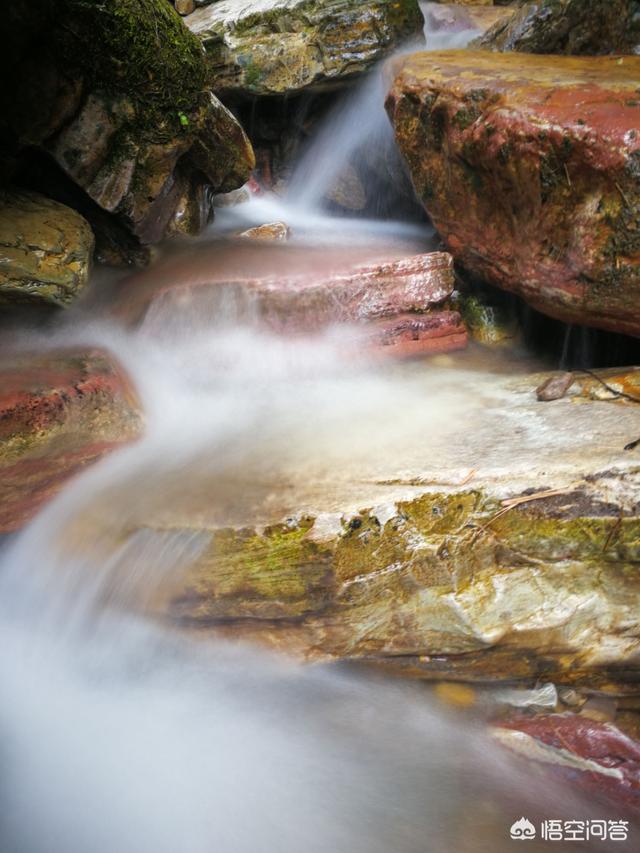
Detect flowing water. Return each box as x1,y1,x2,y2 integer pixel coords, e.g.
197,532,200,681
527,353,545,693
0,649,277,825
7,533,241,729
0,21,628,853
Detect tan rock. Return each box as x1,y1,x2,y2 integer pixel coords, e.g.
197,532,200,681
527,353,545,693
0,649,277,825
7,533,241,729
238,222,291,242
0,190,94,307
187,0,424,96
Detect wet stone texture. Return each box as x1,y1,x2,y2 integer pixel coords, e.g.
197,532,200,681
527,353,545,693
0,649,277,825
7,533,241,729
386,51,640,336
0,190,94,307
0,349,142,532
186,0,425,96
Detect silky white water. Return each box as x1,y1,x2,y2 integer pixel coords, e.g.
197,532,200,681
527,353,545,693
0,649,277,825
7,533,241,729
0,29,616,851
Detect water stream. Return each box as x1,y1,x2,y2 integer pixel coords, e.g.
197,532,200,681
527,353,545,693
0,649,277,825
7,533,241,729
0,16,625,853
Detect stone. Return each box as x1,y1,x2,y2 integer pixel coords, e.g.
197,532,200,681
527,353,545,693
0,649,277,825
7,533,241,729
238,222,291,241
3,0,254,248
0,348,142,532
0,190,94,307
175,0,195,13
54,364,640,689
129,250,457,332
494,713,640,812
423,1,515,48
186,0,424,96
386,51,640,337
473,0,632,56
536,372,574,401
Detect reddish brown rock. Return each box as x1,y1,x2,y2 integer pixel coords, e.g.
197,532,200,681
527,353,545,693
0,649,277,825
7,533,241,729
365,311,467,358
132,248,465,354
494,713,640,813
386,51,640,337
0,349,142,532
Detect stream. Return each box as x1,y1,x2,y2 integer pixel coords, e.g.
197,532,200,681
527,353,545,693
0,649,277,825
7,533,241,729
1,8,637,853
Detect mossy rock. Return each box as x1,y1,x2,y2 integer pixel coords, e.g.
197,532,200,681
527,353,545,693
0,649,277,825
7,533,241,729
186,0,424,96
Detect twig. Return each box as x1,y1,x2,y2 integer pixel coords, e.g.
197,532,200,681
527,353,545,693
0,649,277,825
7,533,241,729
576,368,640,404
479,488,575,532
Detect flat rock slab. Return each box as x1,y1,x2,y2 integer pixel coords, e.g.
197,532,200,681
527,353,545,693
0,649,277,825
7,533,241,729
386,51,640,336
118,247,468,357
186,0,424,96
0,348,142,532
55,356,640,690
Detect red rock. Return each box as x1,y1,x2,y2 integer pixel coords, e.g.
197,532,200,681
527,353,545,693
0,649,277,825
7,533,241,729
387,51,640,336
364,311,467,358
113,246,467,359
494,713,640,812
0,349,142,532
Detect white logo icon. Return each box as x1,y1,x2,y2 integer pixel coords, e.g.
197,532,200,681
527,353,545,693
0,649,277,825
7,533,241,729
510,817,537,840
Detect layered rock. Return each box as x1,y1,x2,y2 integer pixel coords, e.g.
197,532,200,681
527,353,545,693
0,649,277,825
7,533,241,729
185,0,424,96
386,51,640,336
0,349,142,531
473,0,633,56
1,0,254,252
0,190,94,307
56,364,640,689
116,246,467,357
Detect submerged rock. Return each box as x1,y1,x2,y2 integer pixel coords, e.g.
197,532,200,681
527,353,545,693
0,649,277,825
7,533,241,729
386,51,640,336
0,349,142,532
474,0,632,56
186,0,424,96
0,190,93,307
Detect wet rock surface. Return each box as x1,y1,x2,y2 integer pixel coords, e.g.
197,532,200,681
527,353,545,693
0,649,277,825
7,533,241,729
387,51,640,336
58,360,640,690
0,190,94,307
473,0,633,56
186,0,425,96
1,0,254,251
0,349,142,532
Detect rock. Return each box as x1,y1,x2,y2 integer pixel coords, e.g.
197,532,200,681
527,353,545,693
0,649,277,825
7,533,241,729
386,51,640,337
494,714,640,813
0,348,142,532
473,0,632,56
132,250,457,332
326,165,368,212
536,372,574,402
424,1,516,47
2,0,254,249
0,190,94,307
364,311,467,358
458,294,519,347
175,0,195,13
186,0,424,96
238,222,291,242
55,364,640,689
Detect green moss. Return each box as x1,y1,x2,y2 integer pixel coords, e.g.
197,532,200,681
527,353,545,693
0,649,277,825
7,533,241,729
56,0,208,138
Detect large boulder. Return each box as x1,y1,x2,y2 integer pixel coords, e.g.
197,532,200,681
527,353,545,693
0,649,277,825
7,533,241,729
185,0,424,96
51,361,640,691
0,0,255,249
473,0,633,56
0,348,142,532
386,51,640,336
0,190,94,307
